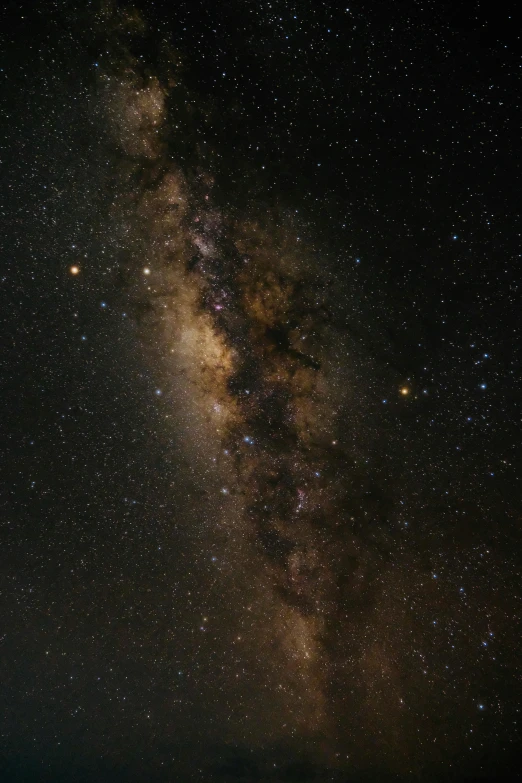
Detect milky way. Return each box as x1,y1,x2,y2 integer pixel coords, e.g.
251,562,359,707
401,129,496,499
94,7,402,756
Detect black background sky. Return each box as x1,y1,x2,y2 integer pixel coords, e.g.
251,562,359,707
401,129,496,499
1,1,521,782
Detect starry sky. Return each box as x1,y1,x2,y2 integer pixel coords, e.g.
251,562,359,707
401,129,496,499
1,1,521,781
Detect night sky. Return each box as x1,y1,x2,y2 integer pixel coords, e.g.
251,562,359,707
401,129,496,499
1,1,521,781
